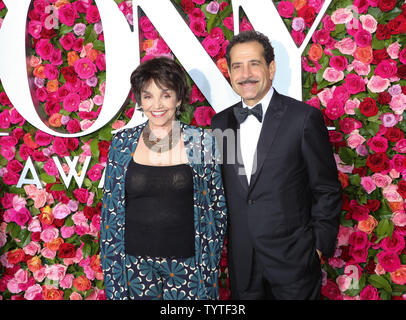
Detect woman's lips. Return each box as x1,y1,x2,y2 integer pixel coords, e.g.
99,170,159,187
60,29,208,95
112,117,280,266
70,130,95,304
150,110,167,118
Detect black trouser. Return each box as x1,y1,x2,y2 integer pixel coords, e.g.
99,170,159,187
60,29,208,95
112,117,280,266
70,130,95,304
233,251,322,300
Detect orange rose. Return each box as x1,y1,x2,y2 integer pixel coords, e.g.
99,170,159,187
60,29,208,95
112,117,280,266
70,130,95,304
390,265,406,285
45,237,64,251
358,215,378,234
42,285,63,300
293,0,307,11
73,275,92,291
23,132,39,149
88,49,99,62
49,113,62,127
67,51,79,66
354,46,373,64
308,43,323,62
39,206,54,225
389,201,404,212
143,39,154,51
90,255,103,273
33,65,46,79
338,171,349,189
216,57,229,78
27,256,42,273
55,0,70,9
7,248,25,264
46,79,59,93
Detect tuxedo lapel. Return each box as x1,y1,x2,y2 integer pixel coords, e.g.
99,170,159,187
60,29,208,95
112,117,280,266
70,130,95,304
249,91,286,191
225,102,249,192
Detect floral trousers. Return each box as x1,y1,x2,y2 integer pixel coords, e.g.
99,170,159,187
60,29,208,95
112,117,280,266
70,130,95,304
125,254,200,300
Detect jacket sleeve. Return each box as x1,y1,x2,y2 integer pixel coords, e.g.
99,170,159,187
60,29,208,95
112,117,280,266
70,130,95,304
301,107,342,258
100,131,128,300
204,132,228,299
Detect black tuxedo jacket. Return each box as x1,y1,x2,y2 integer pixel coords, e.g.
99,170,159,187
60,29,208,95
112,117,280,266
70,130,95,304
211,90,342,292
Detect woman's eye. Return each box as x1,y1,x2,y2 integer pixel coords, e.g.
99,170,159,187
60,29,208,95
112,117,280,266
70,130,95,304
143,96,150,100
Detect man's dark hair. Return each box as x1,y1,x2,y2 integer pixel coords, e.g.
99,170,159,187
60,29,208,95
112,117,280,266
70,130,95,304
225,30,275,67
130,57,189,111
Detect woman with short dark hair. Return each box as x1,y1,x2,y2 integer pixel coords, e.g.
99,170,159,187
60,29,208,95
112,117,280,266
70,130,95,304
100,57,227,300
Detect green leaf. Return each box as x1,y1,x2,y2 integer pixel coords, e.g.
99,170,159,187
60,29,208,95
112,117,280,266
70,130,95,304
339,147,356,165
50,184,66,191
93,40,105,51
349,174,361,186
375,219,394,240
368,274,392,293
82,243,92,259
80,234,94,245
90,139,100,157
40,172,56,184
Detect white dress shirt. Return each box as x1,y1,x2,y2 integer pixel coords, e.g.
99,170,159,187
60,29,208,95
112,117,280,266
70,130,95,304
239,87,274,184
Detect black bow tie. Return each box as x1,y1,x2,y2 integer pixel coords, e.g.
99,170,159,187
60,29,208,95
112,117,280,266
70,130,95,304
233,103,263,124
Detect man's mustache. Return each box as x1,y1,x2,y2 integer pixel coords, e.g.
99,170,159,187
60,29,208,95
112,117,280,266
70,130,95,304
238,79,259,85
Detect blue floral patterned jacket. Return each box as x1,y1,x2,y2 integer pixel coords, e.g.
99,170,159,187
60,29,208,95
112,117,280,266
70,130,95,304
100,122,227,300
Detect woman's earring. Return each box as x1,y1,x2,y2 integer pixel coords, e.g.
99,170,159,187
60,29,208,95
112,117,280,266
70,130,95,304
176,105,181,116
136,103,144,117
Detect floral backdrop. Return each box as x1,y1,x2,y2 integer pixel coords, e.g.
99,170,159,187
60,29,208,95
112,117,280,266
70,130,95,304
0,0,406,300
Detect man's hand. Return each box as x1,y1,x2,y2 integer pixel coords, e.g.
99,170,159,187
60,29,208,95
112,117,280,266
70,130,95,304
316,249,322,259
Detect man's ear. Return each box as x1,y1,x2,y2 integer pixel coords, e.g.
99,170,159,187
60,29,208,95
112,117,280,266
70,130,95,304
269,60,276,81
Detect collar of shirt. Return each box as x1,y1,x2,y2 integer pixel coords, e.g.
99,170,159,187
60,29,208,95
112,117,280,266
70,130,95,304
241,87,274,122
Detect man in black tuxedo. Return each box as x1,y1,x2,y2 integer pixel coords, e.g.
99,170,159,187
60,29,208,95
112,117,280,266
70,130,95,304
211,31,342,300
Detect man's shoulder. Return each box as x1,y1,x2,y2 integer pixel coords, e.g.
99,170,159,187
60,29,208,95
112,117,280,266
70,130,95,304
276,91,321,118
211,102,239,128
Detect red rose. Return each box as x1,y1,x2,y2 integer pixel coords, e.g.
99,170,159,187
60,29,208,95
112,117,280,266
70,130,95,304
66,137,79,151
359,97,378,117
397,65,406,79
397,180,406,198
297,5,316,27
352,166,368,177
321,279,343,300
378,91,391,105
349,200,370,221
376,24,391,40
0,92,11,106
372,48,389,65
58,243,76,258
366,199,381,212
366,152,390,173
84,206,97,220
53,137,69,157
61,66,77,83
181,0,195,14
7,249,26,264
384,127,404,142
378,0,397,12
44,100,61,116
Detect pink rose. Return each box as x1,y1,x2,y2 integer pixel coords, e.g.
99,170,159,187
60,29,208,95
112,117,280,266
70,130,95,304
206,1,220,14
85,5,100,24
190,85,205,104
322,67,344,82
331,8,353,24
382,184,402,202
60,274,74,289
329,56,348,71
360,285,380,300
375,59,398,79
53,137,70,157
367,75,390,93
360,14,377,33
73,188,89,204
344,73,365,94
349,246,369,263
44,64,59,80
349,231,369,249
371,173,392,188
23,241,41,256
339,117,362,134
399,47,406,65
389,94,406,115
194,106,216,127
24,284,42,300
394,139,406,153
335,38,356,55
377,250,401,272
387,41,401,59
202,36,221,57
59,33,75,51
361,176,376,194
35,39,54,61
58,3,78,27
40,227,59,243
74,58,97,80
12,208,32,226
292,17,306,31
347,130,366,149
190,18,208,37
278,1,294,18
354,29,372,47
381,232,405,254
392,212,406,227
390,265,406,285
367,136,388,153
381,113,398,127
46,264,67,281
61,226,75,239
87,164,104,181
52,203,71,220
349,60,370,76
41,247,57,259
344,98,359,115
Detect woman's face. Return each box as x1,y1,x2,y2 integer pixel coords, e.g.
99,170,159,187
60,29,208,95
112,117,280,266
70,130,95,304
140,79,180,130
